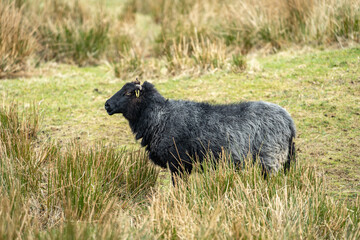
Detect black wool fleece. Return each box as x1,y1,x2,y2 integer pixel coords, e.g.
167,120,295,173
105,80,296,184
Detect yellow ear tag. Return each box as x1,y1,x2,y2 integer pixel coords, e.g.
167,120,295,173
135,90,140,98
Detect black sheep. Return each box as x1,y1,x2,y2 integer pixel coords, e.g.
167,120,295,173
105,80,296,184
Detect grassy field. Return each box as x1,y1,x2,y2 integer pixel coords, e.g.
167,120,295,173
1,45,360,238
1,0,360,237
2,46,359,194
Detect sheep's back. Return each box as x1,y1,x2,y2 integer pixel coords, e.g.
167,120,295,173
149,100,295,168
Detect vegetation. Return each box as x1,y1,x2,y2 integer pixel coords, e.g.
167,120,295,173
33,0,110,66
0,1,37,78
1,46,359,239
0,103,159,238
1,0,360,78
0,103,359,239
1,0,359,238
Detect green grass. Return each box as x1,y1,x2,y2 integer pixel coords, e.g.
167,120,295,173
0,47,359,238
0,102,159,238
1,47,359,196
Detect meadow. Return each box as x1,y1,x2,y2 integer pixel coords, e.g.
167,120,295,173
1,0,360,239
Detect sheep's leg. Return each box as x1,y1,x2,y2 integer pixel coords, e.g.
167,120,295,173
171,171,180,186
167,142,194,186
284,139,296,174
170,166,185,186
169,159,193,186
261,167,269,179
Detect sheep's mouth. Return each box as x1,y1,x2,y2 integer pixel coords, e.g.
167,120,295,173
105,102,115,115
105,106,115,115
107,109,115,115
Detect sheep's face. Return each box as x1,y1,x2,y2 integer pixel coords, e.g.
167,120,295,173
105,82,142,118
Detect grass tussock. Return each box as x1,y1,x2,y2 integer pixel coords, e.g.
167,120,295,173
0,1,37,79
119,0,359,77
1,103,359,239
32,0,110,66
0,103,40,194
144,0,360,51
149,160,360,239
0,103,159,237
1,0,359,79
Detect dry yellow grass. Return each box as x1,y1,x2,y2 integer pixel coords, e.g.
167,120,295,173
1,0,359,79
0,1,37,78
119,0,360,77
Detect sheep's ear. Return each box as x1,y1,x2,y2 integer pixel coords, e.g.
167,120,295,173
142,81,152,88
141,81,155,93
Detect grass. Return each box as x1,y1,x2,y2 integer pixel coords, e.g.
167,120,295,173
1,46,359,193
32,0,110,66
1,0,360,78
1,0,359,238
0,102,359,238
1,46,359,238
0,103,159,238
0,1,37,78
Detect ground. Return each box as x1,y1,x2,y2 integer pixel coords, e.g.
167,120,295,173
1,47,359,197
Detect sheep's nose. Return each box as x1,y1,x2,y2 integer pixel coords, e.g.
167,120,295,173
105,101,111,111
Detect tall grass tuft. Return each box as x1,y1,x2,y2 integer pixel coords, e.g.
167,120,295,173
0,102,42,238
0,103,40,195
113,53,144,79
126,0,360,56
2,0,359,78
47,144,159,220
0,103,159,237
148,157,360,239
78,0,360,77
32,0,110,66
0,1,37,79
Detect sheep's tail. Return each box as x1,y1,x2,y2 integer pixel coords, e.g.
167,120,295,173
284,131,296,173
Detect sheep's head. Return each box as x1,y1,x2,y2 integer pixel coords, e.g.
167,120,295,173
105,79,143,119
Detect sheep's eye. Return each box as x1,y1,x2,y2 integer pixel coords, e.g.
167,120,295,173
125,92,132,96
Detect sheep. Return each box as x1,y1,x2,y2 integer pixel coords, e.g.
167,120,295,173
105,80,296,184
